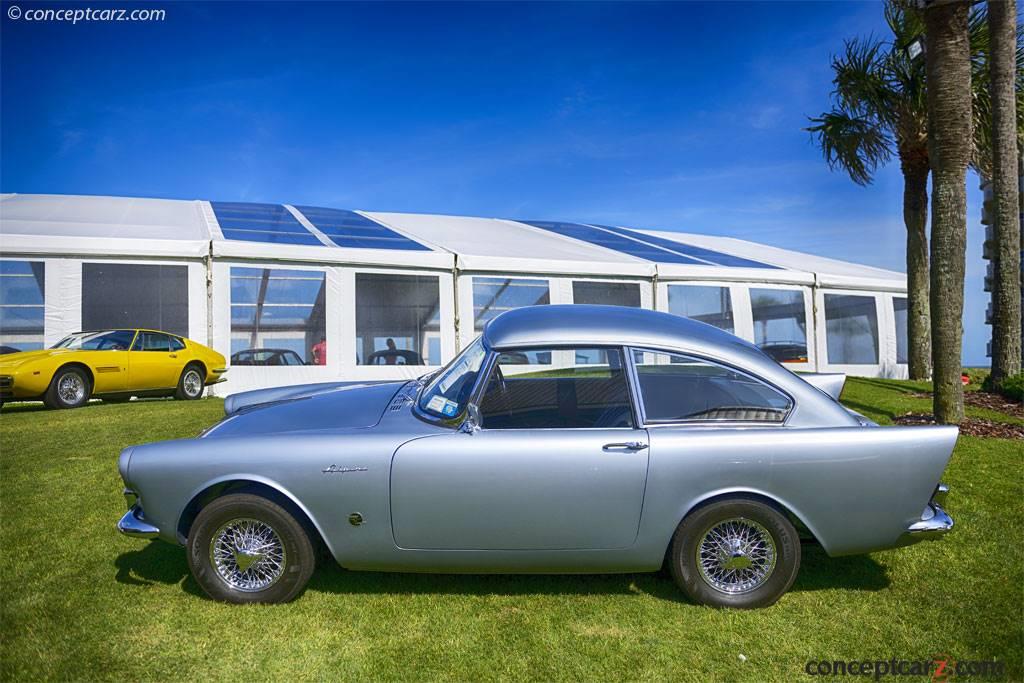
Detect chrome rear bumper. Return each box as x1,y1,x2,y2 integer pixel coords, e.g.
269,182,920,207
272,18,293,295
899,484,953,544
117,504,160,539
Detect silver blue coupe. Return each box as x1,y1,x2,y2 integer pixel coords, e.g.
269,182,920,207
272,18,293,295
117,305,956,608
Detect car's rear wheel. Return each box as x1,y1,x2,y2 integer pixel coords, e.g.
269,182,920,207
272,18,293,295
44,366,91,409
175,364,204,400
187,494,315,604
669,497,800,609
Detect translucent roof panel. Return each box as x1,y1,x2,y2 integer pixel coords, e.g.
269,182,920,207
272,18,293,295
294,206,431,251
517,221,703,264
596,225,779,269
211,202,323,246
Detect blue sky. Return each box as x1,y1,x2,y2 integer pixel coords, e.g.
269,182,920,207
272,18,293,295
0,1,991,364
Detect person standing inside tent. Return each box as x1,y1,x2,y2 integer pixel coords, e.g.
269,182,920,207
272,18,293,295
311,336,327,365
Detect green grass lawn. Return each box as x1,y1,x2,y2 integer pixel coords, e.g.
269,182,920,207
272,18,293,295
1,379,1021,681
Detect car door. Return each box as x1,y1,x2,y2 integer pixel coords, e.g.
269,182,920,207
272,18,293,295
390,346,650,551
128,332,184,390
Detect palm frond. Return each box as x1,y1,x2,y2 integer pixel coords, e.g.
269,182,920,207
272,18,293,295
806,111,894,186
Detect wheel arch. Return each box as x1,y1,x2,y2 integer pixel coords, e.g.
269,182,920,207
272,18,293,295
674,488,829,553
53,362,95,393
183,359,207,380
175,476,336,559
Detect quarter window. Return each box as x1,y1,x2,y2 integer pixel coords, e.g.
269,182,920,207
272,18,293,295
479,347,634,429
632,350,791,423
133,332,172,352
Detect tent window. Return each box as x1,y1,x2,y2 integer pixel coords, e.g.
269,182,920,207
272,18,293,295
230,267,326,365
825,294,879,365
893,297,908,364
474,277,551,364
572,281,641,308
356,273,440,366
667,285,734,333
0,260,45,352
82,263,188,338
750,288,808,364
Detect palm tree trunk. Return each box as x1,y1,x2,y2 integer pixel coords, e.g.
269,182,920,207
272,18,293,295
987,0,1023,384
924,0,973,424
901,154,932,379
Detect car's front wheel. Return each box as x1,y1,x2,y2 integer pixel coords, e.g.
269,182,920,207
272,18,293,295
44,366,91,409
669,497,800,609
187,494,316,604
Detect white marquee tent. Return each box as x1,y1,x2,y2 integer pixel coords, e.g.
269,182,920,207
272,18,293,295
0,193,909,393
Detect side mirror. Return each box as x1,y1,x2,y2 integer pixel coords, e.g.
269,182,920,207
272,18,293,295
460,403,482,434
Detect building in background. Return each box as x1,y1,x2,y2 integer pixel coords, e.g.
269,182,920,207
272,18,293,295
0,193,910,394
980,159,1024,359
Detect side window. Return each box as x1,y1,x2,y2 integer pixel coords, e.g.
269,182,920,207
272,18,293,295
479,347,634,429
632,350,791,423
169,336,186,352
133,332,172,352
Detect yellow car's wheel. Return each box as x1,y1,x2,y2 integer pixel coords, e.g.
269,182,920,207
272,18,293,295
175,364,205,400
45,366,91,409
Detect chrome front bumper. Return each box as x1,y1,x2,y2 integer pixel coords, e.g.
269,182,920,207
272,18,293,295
117,504,160,539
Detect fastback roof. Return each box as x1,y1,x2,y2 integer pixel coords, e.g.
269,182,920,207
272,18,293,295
0,193,906,289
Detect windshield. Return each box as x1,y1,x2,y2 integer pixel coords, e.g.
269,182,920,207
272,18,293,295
417,338,487,419
52,330,135,351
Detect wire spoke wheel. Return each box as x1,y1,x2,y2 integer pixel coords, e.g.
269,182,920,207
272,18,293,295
57,373,86,404
209,518,287,592
696,517,777,594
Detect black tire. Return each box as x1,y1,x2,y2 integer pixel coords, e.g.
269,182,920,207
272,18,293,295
44,366,91,409
175,363,205,400
669,497,800,609
187,494,315,604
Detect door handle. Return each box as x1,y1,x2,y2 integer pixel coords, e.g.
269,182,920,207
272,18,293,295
603,441,648,452
169,354,177,358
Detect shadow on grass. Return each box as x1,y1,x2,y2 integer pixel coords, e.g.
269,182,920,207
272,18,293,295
848,378,927,396
114,538,889,603
840,398,899,422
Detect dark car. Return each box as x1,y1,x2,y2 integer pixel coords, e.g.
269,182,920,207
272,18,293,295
230,349,306,366
365,349,423,365
0,346,23,355
758,342,808,364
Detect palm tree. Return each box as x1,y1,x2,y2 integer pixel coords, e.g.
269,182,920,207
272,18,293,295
807,1,933,380
986,0,1022,385
924,0,973,424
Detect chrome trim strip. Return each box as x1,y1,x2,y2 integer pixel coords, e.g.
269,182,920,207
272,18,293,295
117,504,160,539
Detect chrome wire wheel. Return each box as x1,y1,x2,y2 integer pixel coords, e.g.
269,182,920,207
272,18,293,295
57,373,86,404
209,518,287,592
696,517,777,594
183,369,203,397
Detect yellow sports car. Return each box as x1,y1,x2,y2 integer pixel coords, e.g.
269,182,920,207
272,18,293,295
0,329,227,409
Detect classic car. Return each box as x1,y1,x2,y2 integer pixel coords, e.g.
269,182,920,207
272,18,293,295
117,305,956,608
0,329,227,409
364,349,423,365
231,348,307,366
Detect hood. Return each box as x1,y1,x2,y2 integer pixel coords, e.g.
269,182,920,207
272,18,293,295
205,381,407,438
0,348,69,368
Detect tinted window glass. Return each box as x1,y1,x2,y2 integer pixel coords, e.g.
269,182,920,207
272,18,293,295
134,332,172,352
0,260,45,352
668,285,734,333
825,294,879,364
750,288,808,364
632,350,790,423
82,264,188,337
54,330,135,351
480,348,633,429
893,297,908,365
356,273,440,365
572,281,641,308
169,336,186,351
